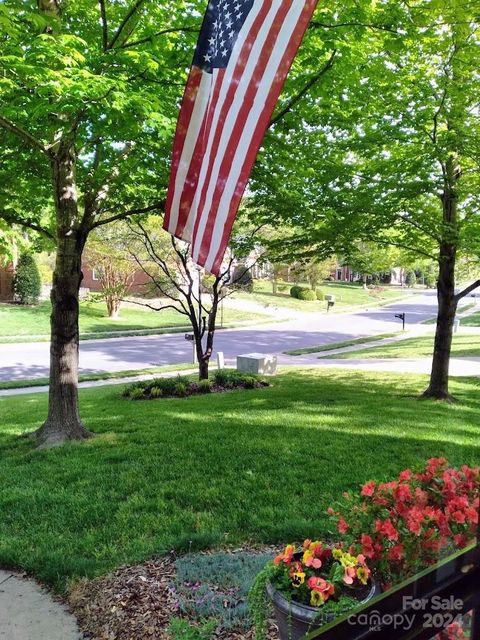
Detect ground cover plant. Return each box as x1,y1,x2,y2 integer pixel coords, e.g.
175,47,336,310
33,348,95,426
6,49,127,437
321,334,480,360
173,551,274,631
122,371,268,400
0,369,478,594
0,301,268,341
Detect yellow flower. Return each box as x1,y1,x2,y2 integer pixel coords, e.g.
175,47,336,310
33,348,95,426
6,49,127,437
310,590,325,607
339,553,357,568
357,567,369,586
292,571,306,588
332,548,343,560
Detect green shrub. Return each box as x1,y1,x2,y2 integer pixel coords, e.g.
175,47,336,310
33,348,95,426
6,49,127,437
198,379,212,394
13,254,41,304
123,372,266,400
406,270,417,287
124,375,190,398
213,369,264,389
424,273,436,288
277,282,288,292
297,287,317,301
174,382,187,397
290,285,302,299
315,288,325,301
129,387,145,400
243,376,257,389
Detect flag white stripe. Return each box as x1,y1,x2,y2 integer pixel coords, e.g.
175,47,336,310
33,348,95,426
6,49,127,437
184,0,271,247
202,1,306,271
167,71,213,236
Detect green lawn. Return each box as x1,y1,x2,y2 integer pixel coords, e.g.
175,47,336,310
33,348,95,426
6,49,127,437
322,333,480,359
1,368,478,592
234,281,413,313
284,332,399,356
0,300,269,341
461,311,480,327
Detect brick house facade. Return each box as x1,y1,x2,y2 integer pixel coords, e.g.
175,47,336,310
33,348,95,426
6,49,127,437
81,264,153,295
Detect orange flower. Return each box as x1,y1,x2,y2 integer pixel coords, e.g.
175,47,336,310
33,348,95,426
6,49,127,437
274,544,295,565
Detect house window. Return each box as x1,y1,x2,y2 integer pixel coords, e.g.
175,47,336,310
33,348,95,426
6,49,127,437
91,267,104,281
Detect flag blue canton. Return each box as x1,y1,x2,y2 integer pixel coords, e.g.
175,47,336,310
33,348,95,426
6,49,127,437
193,0,255,72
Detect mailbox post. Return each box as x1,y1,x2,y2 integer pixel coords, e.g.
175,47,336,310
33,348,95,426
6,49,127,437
185,333,196,364
395,312,406,331
325,294,336,312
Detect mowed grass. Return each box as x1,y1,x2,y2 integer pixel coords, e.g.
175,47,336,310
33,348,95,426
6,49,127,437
0,300,268,340
323,333,480,360
284,332,399,356
0,369,478,592
234,281,412,313
462,311,480,327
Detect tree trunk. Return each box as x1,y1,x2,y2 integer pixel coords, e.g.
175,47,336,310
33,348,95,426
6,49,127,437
107,297,121,319
422,247,457,401
199,358,209,380
34,145,93,447
423,154,460,402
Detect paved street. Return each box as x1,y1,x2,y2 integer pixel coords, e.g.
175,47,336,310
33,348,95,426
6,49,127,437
0,291,438,381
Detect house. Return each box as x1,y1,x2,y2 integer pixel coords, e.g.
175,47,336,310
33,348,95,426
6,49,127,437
81,263,153,296
332,265,355,282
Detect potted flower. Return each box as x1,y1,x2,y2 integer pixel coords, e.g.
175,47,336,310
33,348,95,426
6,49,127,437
249,539,379,640
328,459,480,588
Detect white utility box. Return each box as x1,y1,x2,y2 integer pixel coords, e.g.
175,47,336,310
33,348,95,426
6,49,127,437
236,353,278,375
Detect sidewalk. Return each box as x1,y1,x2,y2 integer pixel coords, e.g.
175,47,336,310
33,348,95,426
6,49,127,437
310,356,480,377
0,570,81,640
0,368,197,397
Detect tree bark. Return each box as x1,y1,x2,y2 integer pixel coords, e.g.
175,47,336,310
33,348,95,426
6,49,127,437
34,145,93,447
422,244,457,401
106,297,121,319
423,154,460,402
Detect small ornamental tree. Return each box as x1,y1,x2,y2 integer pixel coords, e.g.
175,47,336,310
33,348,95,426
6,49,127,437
84,224,137,319
13,254,41,304
129,219,255,380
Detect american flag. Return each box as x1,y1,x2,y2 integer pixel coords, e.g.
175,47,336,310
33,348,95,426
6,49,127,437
164,0,318,275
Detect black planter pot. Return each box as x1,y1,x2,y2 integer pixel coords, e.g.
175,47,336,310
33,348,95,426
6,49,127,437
267,580,380,640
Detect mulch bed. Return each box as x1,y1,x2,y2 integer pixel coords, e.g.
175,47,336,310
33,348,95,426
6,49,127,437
68,550,279,640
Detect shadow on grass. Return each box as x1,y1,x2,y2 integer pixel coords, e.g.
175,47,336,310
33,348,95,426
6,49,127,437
0,368,478,590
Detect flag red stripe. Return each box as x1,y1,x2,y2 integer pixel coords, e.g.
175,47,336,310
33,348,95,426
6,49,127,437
174,69,224,238
195,0,292,266
164,66,203,232
209,0,319,274
190,0,274,250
